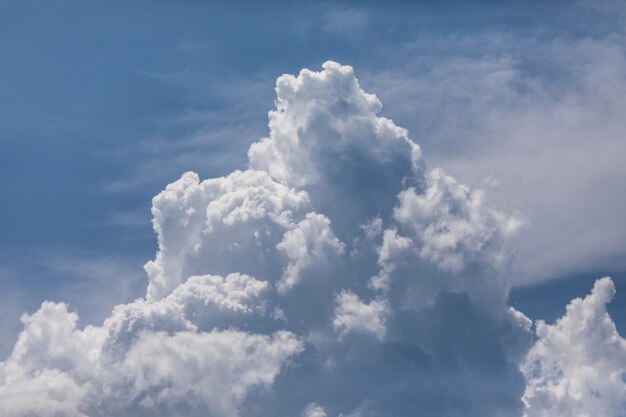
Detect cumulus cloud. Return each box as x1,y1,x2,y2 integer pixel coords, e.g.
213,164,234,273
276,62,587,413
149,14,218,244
522,277,626,417
3,61,617,417
0,283,302,417
0,303,93,417
302,402,328,417
333,291,388,340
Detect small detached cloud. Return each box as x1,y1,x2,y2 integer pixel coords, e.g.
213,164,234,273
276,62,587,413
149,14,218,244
333,290,388,341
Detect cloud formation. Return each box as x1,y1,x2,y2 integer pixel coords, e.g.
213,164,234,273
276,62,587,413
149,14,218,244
522,277,626,417
333,290,388,341
366,30,626,285
0,61,622,417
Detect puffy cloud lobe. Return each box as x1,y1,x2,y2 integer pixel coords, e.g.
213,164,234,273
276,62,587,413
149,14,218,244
395,168,522,272
0,275,302,417
277,213,344,294
333,291,388,340
0,369,88,417
145,170,311,300
103,273,271,353
0,303,96,417
172,273,270,316
522,277,626,417
111,330,303,417
369,228,412,292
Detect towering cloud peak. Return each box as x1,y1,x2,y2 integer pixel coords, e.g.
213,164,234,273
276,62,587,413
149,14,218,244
249,61,423,188
249,61,424,239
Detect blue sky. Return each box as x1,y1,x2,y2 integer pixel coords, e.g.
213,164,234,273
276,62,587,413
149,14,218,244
1,2,626,416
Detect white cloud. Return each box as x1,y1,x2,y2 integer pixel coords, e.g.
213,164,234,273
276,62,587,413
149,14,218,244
302,402,328,417
103,272,271,351
360,216,383,241
333,290,388,340
247,61,425,247
0,61,542,417
369,228,412,292
171,273,270,316
0,368,88,417
111,329,302,416
0,291,302,417
0,302,96,417
394,168,522,272
145,169,311,300
522,277,626,417
277,213,344,294
248,61,422,189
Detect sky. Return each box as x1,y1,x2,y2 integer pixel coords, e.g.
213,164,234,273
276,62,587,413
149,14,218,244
1,1,626,416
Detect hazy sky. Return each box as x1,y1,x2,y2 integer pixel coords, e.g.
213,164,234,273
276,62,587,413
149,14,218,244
1,2,626,416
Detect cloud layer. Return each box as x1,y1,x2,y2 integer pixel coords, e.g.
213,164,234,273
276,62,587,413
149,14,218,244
0,62,623,417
